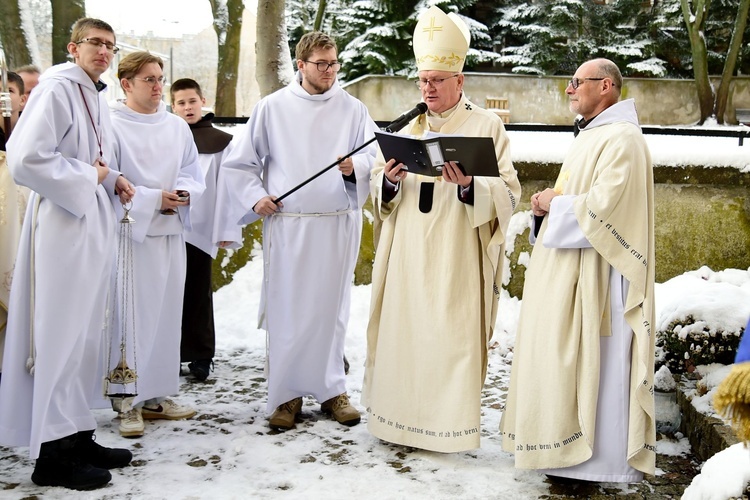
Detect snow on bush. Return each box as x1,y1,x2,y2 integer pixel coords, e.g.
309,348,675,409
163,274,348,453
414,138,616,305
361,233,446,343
655,267,750,374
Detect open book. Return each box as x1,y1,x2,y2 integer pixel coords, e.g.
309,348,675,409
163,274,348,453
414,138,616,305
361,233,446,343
373,130,500,177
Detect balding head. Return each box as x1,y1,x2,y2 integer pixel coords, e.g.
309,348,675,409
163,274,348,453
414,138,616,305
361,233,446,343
566,58,622,120
590,58,622,99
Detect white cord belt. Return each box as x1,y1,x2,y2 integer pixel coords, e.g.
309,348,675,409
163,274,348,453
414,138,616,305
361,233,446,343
271,208,354,218
262,209,355,287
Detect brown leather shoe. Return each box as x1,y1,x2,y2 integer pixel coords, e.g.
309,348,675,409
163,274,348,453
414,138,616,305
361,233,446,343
269,397,302,430
321,393,361,426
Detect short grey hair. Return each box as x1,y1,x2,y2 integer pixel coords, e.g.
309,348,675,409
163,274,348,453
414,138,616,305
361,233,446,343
593,58,622,97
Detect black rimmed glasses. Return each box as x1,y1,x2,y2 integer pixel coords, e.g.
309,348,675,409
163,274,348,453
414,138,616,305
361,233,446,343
304,61,341,72
76,38,120,54
568,77,606,90
415,74,459,89
132,76,168,87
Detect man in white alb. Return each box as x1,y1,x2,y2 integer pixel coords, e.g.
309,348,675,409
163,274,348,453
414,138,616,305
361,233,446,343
0,18,134,491
108,51,204,438
217,31,377,430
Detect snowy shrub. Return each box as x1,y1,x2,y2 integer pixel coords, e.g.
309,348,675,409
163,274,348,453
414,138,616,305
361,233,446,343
655,267,750,374
655,315,742,374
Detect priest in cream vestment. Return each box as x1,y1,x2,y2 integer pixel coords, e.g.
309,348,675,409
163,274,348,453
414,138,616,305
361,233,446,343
0,71,28,375
0,152,28,375
500,59,656,482
363,6,521,453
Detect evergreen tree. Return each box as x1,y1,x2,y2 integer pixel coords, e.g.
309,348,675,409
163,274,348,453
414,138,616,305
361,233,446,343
492,0,693,76
647,0,692,78
286,0,330,50
703,0,750,75
336,0,416,80
286,0,748,81
494,1,578,75
286,1,497,81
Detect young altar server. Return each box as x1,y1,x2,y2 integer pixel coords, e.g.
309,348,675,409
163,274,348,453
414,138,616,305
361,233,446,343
108,51,205,438
0,18,134,490
171,78,233,382
216,32,377,430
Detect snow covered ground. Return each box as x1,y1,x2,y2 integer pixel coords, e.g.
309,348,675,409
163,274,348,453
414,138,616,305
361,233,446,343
0,252,698,499
0,131,747,498
1,253,746,499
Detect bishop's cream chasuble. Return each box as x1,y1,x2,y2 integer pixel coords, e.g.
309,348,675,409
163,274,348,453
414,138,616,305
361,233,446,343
363,95,521,452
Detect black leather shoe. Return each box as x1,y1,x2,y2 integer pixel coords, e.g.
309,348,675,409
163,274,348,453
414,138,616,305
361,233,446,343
188,359,213,381
76,430,132,469
32,435,112,490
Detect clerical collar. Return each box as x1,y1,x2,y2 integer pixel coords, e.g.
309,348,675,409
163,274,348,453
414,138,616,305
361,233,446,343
574,113,600,136
578,114,598,129
426,99,461,131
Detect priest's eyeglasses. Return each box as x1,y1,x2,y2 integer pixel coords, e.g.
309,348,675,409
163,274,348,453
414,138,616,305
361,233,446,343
416,75,459,89
132,76,168,86
568,77,606,90
76,38,120,54
304,61,341,72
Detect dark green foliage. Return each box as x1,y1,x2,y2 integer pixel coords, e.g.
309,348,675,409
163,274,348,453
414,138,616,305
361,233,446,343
491,0,749,77
287,1,504,81
704,0,750,75
656,316,743,374
493,0,665,76
648,0,692,77
335,0,419,80
286,0,749,79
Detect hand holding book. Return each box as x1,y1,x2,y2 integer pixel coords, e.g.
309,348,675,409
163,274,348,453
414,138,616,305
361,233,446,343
374,131,500,178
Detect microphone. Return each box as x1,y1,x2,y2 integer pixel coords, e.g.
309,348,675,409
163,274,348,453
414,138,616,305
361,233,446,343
384,102,428,133
274,103,428,204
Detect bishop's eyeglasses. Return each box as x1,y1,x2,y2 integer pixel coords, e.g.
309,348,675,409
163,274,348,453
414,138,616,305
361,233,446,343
568,77,606,90
415,74,459,89
76,38,120,54
304,61,342,72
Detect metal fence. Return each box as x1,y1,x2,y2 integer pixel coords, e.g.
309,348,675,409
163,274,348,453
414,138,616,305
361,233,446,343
213,118,750,146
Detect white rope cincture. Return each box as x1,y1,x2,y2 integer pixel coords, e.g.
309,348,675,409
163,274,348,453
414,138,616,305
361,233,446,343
263,208,354,285
259,208,355,376
25,194,42,375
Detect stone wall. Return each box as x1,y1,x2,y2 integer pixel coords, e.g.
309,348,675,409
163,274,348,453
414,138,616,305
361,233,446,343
504,163,750,297
214,163,750,297
212,74,750,293
343,74,750,126
678,377,739,461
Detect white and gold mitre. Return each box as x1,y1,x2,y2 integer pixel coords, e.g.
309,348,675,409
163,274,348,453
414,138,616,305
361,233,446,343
413,6,470,72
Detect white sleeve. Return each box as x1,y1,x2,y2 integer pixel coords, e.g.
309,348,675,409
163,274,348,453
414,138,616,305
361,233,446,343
542,195,593,249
